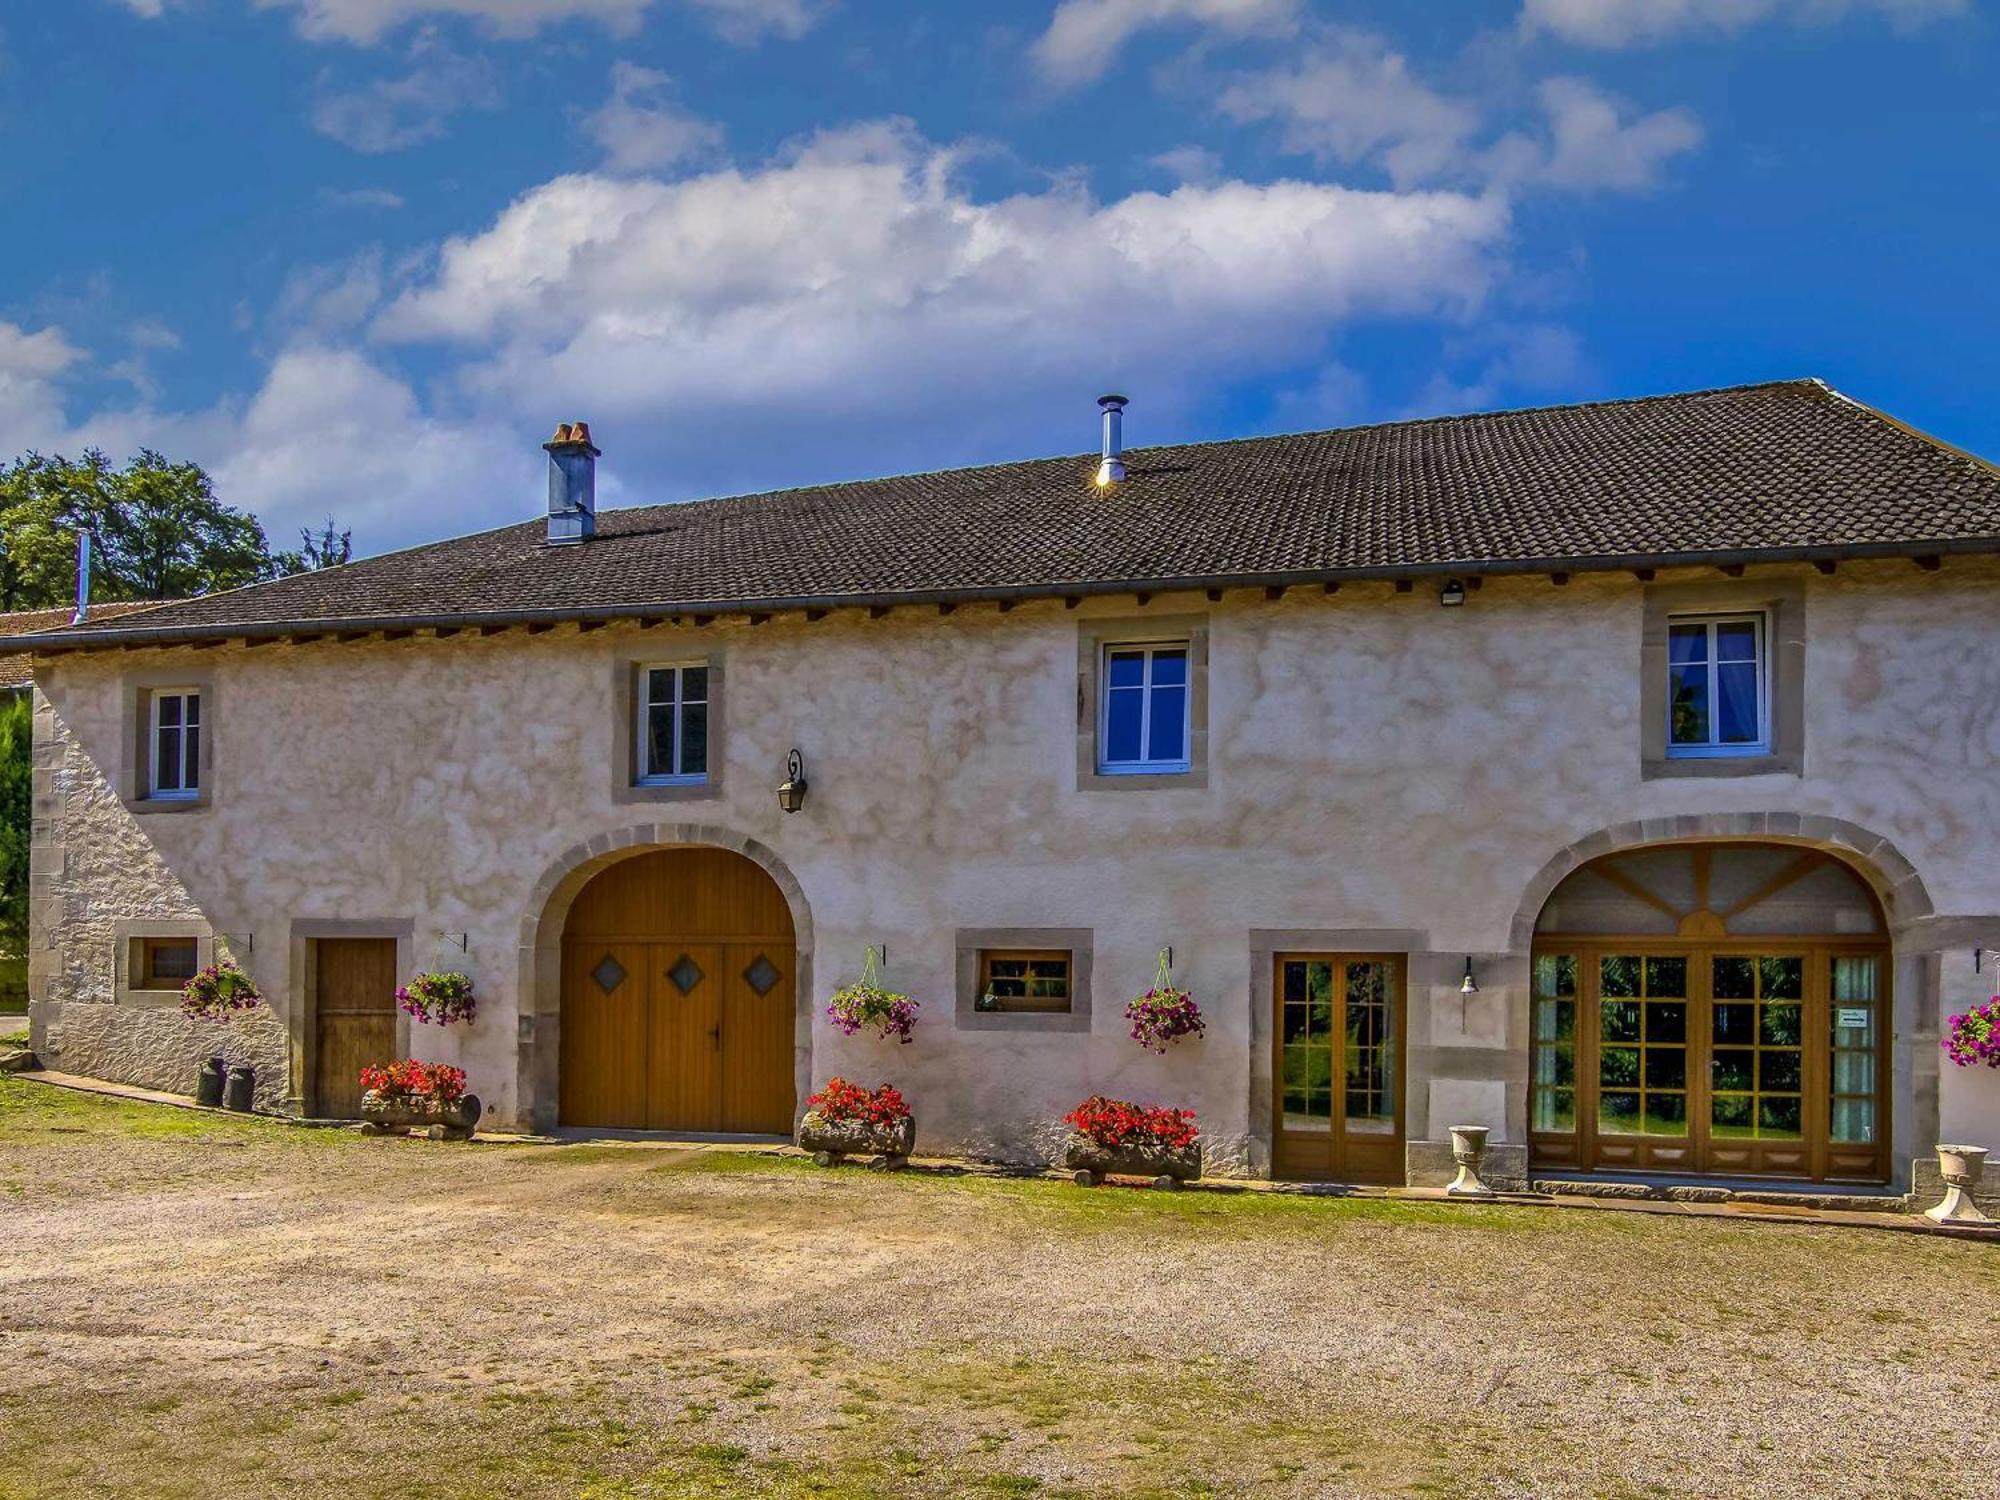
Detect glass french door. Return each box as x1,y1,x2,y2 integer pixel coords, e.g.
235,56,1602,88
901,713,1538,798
1273,954,1404,1183
1530,943,1887,1181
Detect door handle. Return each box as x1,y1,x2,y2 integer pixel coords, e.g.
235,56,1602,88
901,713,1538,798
709,1024,721,1050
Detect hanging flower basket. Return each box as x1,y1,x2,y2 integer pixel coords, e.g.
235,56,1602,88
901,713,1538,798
1060,1095,1202,1189
398,970,477,1027
825,948,918,1044
1124,949,1206,1053
357,1060,481,1140
180,960,264,1023
1943,996,2000,1068
798,1077,915,1168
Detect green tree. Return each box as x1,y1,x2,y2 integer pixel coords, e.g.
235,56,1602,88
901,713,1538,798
277,516,354,575
0,447,319,608
0,694,30,958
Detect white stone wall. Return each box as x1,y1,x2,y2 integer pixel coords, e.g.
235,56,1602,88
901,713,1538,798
26,558,2000,1178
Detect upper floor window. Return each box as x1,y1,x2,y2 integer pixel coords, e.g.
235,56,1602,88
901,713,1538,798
1098,641,1190,775
1667,614,1768,757
149,689,202,798
637,664,708,784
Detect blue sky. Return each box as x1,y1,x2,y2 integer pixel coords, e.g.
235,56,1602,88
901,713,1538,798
0,0,1994,555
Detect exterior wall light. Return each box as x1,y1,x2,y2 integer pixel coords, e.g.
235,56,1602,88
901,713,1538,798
777,748,809,814
1460,957,1479,995
1440,579,1468,607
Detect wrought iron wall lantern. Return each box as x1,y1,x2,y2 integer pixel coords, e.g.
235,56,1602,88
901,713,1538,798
777,748,809,814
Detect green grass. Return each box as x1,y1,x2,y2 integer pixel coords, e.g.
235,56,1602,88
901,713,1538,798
0,1074,348,1148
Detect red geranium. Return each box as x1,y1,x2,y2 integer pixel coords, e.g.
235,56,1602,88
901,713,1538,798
806,1076,911,1127
358,1059,467,1104
1063,1095,1198,1152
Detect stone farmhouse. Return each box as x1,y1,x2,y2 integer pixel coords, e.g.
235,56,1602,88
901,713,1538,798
9,379,2000,1190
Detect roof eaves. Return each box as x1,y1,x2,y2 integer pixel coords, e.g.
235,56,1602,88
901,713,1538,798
9,534,1997,655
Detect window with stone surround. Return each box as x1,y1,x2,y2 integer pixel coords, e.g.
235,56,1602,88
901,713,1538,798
635,662,709,785
976,949,1074,1015
132,936,199,991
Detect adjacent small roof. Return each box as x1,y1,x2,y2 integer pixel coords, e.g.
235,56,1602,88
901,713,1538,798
0,602,170,682
13,379,2000,652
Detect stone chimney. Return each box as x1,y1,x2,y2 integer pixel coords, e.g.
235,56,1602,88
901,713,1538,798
543,421,600,545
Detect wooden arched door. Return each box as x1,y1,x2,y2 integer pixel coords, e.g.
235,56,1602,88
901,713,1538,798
559,848,796,1132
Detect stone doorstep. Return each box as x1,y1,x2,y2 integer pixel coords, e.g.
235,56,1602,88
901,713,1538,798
1528,1176,1909,1215
8,1072,1999,1242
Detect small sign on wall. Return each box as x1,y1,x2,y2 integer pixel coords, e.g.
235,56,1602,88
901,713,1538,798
1836,1007,1870,1031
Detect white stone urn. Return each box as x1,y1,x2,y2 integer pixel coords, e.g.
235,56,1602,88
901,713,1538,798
1447,1125,1498,1199
1925,1144,1993,1225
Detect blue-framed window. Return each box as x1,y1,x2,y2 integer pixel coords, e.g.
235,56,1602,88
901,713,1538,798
1098,642,1190,774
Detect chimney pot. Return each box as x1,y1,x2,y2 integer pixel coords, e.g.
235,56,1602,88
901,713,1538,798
1095,393,1129,487
543,420,601,544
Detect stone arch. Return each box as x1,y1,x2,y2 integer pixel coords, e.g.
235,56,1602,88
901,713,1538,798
1508,813,1934,953
512,823,815,1134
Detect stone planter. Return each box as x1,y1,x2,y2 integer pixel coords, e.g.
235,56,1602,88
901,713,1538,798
1447,1125,1498,1199
359,1089,482,1141
1063,1133,1202,1190
1925,1144,1993,1225
798,1111,915,1170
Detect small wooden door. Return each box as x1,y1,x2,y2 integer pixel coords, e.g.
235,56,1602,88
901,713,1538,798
313,938,398,1119
1272,953,1406,1183
561,849,796,1133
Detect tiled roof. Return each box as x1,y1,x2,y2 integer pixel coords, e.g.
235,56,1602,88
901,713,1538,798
0,602,171,682
17,380,2000,650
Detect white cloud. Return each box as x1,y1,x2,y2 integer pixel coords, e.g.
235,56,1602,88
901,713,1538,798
1488,78,1701,191
1217,33,1699,194
1216,31,1481,189
321,186,409,210
311,34,498,153
1521,0,1967,47
0,324,86,459
1149,145,1224,185
584,63,725,175
113,0,170,15
360,120,1505,515
21,123,1523,554
1033,0,1299,85
258,0,821,45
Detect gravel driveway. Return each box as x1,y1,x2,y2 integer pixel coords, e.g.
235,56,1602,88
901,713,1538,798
0,1079,1994,1499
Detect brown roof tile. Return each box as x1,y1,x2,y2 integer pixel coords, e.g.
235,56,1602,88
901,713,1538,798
17,380,2000,650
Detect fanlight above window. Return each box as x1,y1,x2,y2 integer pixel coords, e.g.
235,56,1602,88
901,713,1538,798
1535,844,1884,940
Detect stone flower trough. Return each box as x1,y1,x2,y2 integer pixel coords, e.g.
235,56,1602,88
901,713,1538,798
797,1112,916,1170
1062,1135,1203,1191
359,1090,483,1141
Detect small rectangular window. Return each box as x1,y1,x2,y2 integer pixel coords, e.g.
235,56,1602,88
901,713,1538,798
1098,642,1190,774
637,664,709,784
149,689,202,798
135,937,199,990
977,950,1073,1014
1666,614,1768,757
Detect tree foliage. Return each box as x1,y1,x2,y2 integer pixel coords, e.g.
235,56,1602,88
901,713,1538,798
0,448,332,609
0,694,30,956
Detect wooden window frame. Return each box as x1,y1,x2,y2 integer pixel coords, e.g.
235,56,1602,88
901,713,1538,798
132,935,200,991
1529,938,1890,1183
1664,612,1770,759
1270,951,1407,1185
976,949,1074,1015
634,661,710,786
